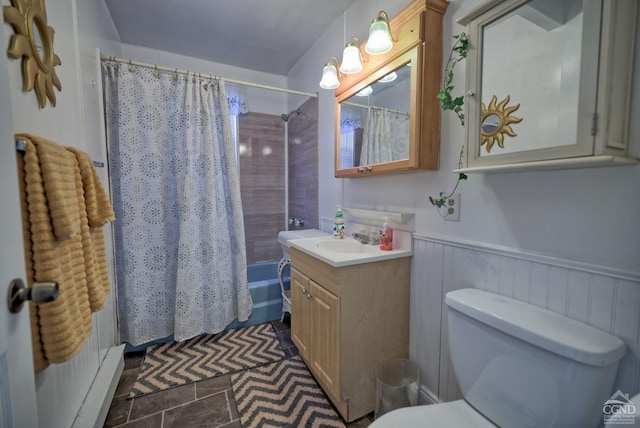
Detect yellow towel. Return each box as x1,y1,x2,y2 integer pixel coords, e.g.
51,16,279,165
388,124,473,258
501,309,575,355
16,136,115,373
66,147,115,227
67,147,115,310
18,134,81,241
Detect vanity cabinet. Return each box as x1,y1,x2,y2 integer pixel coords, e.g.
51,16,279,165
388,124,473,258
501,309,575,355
290,248,410,422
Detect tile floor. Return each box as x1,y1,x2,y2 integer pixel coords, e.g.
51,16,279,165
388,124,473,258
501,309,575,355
104,319,373,427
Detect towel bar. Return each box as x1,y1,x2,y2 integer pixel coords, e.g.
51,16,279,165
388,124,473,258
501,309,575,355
15,139,105,168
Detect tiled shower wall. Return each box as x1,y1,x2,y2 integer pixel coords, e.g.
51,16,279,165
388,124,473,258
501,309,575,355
410,234,640,403
238,100,318,264
287,98,319,230
238,112,285,264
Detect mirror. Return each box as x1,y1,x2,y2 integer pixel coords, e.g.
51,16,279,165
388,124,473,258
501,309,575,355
31,18,48,65
338,63,411,169
480,95,522,152
335,47,421,176
478,0,583,157
4,0,62,108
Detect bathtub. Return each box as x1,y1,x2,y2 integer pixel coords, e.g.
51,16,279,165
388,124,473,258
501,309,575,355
124,260,288,352
227,260,289,329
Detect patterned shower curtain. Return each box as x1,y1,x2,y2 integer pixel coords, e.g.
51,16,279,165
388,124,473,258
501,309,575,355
360,106,409,165
103,63,253,345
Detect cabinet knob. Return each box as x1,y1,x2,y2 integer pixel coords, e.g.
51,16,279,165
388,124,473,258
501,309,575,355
306,292,312,299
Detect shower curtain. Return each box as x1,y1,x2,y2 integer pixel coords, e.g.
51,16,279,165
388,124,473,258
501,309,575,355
360,106,409,165
103,64,253,345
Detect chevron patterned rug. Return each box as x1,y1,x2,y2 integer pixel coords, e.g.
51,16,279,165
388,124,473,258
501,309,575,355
231,356,346,427
129,323,286,397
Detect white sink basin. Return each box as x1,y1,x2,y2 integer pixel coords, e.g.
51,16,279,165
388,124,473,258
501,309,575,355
289,236,412,267
316,240,369,254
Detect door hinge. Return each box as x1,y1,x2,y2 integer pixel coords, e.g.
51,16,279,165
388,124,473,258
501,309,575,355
591,113,598,136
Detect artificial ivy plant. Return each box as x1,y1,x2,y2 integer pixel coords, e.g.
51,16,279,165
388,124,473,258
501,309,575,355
429,33,469,209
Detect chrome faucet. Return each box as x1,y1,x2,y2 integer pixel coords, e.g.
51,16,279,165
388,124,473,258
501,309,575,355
352,231,379,245
352,232,368,244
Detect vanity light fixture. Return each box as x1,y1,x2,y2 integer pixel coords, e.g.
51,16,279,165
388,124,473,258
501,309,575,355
355,86,372,97
365,11,394,55
319,57,341,89
379,71,397,83
340,37,363,74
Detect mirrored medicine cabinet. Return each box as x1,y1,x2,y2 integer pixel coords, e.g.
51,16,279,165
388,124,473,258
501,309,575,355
333,0,448,178
457,0,638,173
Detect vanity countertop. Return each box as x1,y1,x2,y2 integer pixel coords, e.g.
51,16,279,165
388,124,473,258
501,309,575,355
288,236,412,268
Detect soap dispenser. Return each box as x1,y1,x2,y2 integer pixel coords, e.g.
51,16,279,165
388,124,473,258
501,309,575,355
333,205,345,239
379,217,393,251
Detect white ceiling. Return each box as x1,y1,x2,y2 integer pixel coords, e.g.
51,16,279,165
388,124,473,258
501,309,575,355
104,0,358,75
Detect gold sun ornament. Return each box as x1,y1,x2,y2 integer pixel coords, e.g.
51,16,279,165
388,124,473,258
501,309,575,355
480,95,522,153
3,0,61,108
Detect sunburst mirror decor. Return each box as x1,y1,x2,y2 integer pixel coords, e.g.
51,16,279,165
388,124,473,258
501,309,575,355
3,0,61,108
480,95,522,153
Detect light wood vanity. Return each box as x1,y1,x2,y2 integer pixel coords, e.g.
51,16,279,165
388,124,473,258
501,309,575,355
290,247,410,422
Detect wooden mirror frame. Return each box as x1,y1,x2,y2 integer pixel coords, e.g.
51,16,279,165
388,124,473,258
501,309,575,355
335,48,422,176
333,0,448,178
3,0,62,108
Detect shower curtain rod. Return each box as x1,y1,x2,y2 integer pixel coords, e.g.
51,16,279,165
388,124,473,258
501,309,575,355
100,55,318,98
342,101,409,116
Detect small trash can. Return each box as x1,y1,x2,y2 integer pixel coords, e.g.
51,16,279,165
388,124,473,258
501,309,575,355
375,358,421,420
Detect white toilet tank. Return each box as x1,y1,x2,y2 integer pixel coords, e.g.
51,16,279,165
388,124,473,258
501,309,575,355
446,289,626,428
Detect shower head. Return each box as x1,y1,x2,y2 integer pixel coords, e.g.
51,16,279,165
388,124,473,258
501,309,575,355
281,108,309,122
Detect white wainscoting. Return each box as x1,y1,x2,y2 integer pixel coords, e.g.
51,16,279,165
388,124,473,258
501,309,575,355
410,234,640,403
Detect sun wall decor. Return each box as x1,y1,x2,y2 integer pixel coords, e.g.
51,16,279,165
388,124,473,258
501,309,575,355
481,95,522,153
3,0,61,108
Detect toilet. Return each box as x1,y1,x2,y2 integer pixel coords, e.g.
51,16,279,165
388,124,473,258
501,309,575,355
372,288,627,428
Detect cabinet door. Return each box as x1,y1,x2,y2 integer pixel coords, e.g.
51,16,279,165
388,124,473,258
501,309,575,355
290,268,311,358
460,0,635,171
309,280,340,398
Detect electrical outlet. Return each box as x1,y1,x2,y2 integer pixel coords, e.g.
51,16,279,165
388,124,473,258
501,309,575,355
444,193,460,221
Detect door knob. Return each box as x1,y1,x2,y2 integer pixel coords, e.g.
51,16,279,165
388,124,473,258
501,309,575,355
7,278,59,313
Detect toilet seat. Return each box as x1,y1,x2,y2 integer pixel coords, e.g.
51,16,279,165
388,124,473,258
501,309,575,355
370,399,497,428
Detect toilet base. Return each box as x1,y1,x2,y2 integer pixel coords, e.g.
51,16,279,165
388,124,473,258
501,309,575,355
370,399,496,428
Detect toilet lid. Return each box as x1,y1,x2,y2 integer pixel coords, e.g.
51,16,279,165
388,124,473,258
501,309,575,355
370,400,496,428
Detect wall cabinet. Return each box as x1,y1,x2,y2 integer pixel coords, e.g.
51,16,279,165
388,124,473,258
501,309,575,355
334,0,448,177
458,0,638,173
290,248,411,422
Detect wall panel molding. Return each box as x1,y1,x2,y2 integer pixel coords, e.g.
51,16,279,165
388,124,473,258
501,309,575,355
410,234,640,403
414,233,640,282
